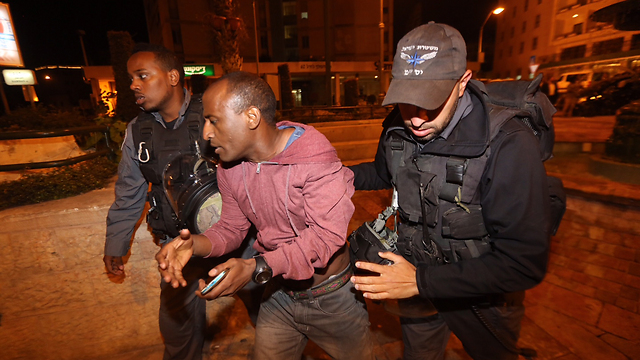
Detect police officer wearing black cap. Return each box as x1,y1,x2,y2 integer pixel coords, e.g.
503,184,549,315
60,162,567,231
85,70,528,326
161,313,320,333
349,23,551,360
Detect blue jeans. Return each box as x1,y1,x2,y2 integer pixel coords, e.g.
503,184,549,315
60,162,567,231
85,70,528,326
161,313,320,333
254,281,374,360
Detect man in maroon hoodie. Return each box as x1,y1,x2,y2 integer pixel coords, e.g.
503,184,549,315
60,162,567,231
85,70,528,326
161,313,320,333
156,71,373,360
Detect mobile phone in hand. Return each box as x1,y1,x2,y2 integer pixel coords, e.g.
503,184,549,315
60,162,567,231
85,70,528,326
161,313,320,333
200,268,230,295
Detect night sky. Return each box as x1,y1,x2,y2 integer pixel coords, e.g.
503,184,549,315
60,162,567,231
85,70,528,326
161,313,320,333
3,0,500,69
4,0,148,69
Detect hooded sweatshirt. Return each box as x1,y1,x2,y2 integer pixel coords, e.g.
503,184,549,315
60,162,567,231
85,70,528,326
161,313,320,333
203,121,355,281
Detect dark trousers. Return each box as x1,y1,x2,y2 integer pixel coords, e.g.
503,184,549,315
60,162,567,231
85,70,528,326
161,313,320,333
158,231,261,360
400,293,525,360
159,258,209,360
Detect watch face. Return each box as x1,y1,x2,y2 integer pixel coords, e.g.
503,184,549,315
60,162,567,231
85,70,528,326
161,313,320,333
255,270,271,284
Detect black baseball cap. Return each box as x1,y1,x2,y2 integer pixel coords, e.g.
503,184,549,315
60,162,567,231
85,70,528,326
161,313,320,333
382,22,468,110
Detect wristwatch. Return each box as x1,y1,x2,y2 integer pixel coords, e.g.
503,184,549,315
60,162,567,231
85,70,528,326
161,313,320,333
252,255,273,285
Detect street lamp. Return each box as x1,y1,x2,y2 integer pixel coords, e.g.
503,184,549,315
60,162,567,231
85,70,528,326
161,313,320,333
379,0,384,102
478,7,504,65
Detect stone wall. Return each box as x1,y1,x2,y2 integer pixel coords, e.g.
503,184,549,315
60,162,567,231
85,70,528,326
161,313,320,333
0,183,166,360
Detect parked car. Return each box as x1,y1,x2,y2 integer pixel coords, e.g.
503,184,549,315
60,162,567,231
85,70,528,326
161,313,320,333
573,72,640,116
556,69,632,94
605,99,640,163
556,71,593,94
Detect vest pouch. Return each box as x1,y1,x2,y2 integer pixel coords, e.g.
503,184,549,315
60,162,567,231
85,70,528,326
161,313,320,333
449,238,493,262
441,205,488,240
396,166,439,226
396,222,442,266
146,186,180,238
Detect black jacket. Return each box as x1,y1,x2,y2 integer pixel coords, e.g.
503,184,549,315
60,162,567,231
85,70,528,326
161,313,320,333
349,81,550,299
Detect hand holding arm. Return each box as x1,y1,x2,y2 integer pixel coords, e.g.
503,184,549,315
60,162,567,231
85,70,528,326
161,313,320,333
351,252,420,300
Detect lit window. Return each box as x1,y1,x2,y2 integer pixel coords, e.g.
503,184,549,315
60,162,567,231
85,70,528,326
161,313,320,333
283,1,296,16
301,12,308,19
284,25,297,39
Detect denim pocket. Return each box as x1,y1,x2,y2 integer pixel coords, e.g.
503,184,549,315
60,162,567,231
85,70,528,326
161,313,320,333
314,283,360,316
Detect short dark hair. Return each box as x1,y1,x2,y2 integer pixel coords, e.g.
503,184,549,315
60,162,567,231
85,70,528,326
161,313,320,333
216,71,277,125
131,43,185,86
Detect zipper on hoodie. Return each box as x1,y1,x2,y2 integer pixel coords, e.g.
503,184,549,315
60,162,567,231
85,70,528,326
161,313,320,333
256,161,278,173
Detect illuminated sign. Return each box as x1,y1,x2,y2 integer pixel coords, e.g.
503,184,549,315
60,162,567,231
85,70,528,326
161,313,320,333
2,69,35,85
183,65,215,77
0,3,24,67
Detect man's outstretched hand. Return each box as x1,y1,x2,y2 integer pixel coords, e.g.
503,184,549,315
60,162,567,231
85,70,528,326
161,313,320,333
350,251,420,300
156,229,195,288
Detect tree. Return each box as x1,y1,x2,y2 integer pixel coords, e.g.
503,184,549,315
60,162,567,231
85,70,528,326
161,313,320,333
278,64,295,110
204,0,245,74
107,31,138,122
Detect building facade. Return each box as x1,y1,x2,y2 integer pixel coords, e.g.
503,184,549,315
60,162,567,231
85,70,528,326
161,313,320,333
142,0,394,106
493,0,640,80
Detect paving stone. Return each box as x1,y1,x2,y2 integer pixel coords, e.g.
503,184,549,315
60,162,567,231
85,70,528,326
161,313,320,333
572,270,623,294
526,282,603,325
525,305,627,360
598,303,640,341
600,230,627,246
593,289,618,304
600,333,640,360
624,274,640,290
615,297,639,313
555,219,588,238
587,226,606,241
517,312,570,359
630,262,640,277
620,285,640,301
542,273,579,293
621,233,640,250
583,264,627,284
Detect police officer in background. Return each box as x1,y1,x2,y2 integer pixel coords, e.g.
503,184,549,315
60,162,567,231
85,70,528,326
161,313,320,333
103,43,221,360
349,23,551,360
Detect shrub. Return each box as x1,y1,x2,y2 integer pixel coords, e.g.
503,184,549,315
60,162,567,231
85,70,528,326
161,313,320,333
0,157,118,211
0,105,93,131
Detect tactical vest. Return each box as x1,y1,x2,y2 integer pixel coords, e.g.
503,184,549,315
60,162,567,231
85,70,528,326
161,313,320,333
131,95,204,238
384,76,565,266
385,105,541,265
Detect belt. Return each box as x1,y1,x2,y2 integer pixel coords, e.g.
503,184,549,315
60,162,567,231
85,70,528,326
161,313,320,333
284,266,353,300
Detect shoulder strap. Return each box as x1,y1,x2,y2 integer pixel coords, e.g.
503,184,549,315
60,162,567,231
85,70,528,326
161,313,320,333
457,105,521,204
184,94,203,150
388,131,408,186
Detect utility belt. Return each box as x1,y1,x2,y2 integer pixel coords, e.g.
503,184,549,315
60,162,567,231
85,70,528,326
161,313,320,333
282,265,353,300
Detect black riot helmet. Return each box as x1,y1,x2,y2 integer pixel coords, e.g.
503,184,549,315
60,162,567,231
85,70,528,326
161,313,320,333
163,152,222,234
